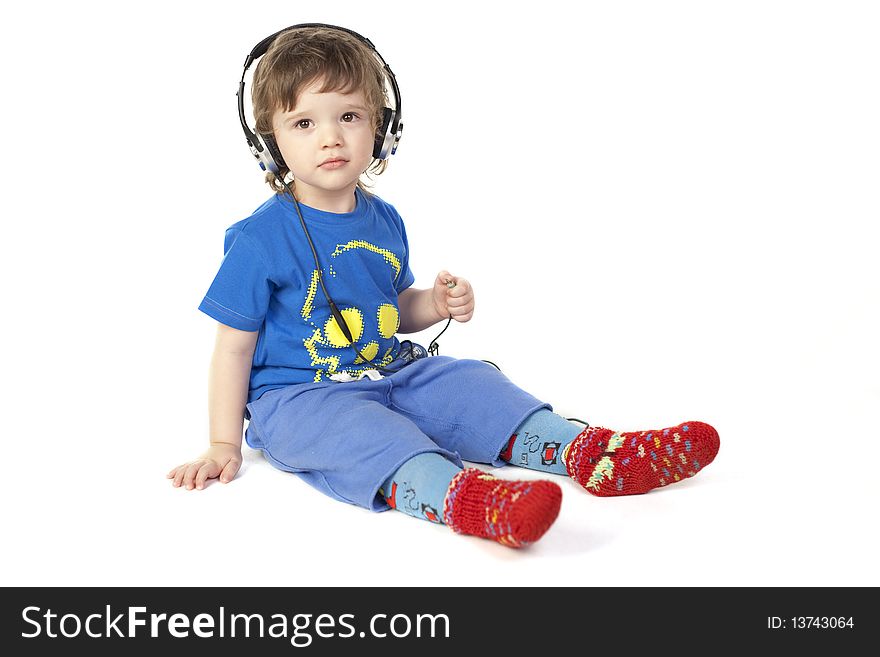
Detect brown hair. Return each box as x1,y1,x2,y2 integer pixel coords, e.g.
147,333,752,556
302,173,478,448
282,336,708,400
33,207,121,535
251,26,390,195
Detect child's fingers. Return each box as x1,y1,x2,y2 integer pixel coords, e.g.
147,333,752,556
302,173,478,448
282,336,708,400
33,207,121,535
447,278,469,297
436,270,455,288
182,461,204,490
172,465,191,488
220,459,241,484
449,299,474,316
194,462,219,490
171,457,237,488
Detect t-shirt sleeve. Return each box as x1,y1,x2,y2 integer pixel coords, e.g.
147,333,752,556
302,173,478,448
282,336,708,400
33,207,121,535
198,229,272,331
395,215,416,294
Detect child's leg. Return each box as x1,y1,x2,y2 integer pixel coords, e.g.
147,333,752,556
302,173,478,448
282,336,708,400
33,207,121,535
379,453,461,524
380,453,562,548
248,378,561,548
499,409,584,474
501,410,720,496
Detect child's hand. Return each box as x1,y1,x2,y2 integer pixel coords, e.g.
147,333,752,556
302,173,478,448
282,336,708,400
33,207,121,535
167,443,242,490
432,270,475,323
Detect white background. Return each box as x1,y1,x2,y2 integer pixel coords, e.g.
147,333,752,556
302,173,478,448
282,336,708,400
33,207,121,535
1,0,877,587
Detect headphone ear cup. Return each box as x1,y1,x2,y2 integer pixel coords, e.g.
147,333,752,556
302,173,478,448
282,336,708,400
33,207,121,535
258,133,287,172
373,107,394,159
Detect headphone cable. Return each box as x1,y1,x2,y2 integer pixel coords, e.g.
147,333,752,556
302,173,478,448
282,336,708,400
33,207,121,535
427,315,451,356
281,179,378,367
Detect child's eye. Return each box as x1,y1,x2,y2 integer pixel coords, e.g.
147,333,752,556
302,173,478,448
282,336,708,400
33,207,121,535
295,119,312,129
341,112,359,122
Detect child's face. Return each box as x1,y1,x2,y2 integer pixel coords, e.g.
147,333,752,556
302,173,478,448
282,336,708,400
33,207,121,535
272,79,376,206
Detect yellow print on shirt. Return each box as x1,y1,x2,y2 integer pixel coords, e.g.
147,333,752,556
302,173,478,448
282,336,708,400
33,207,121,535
331,240,402,281
301,270,321,321
301,240,402,381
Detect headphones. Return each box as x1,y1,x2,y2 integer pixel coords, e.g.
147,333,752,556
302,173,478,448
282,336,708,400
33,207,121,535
236,23,404,175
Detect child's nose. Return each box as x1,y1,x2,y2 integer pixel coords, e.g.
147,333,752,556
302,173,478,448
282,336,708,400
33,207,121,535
319,123,343,147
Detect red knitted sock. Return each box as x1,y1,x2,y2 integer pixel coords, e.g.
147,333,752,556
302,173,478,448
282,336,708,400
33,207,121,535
564,421,720,497
442,468,562,548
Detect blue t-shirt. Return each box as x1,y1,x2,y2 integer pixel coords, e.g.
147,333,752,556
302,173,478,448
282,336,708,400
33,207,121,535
199,188,415,402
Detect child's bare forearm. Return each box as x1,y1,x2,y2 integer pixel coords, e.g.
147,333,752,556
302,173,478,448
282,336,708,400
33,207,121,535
168,329,253,490
397,287,445,334
208,349,253,448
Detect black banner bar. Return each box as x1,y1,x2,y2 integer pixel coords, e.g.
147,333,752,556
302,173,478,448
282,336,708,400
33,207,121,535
1,587,872,655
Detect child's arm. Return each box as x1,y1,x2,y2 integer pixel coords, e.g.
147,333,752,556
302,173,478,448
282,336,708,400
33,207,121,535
167,323,258,490
397,270,475,334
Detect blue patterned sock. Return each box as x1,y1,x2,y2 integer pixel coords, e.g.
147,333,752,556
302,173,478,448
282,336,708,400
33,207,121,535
379,453,462,523
500,409,584,475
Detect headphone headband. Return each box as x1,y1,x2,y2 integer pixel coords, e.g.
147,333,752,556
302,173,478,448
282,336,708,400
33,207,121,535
237,23,403,174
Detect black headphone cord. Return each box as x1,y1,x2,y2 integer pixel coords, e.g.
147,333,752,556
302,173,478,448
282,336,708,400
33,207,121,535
280,179,379,368
427,315,451,356
427,314,502,373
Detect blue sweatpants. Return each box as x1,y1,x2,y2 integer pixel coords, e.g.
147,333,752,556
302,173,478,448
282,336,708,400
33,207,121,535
244,356,551,511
